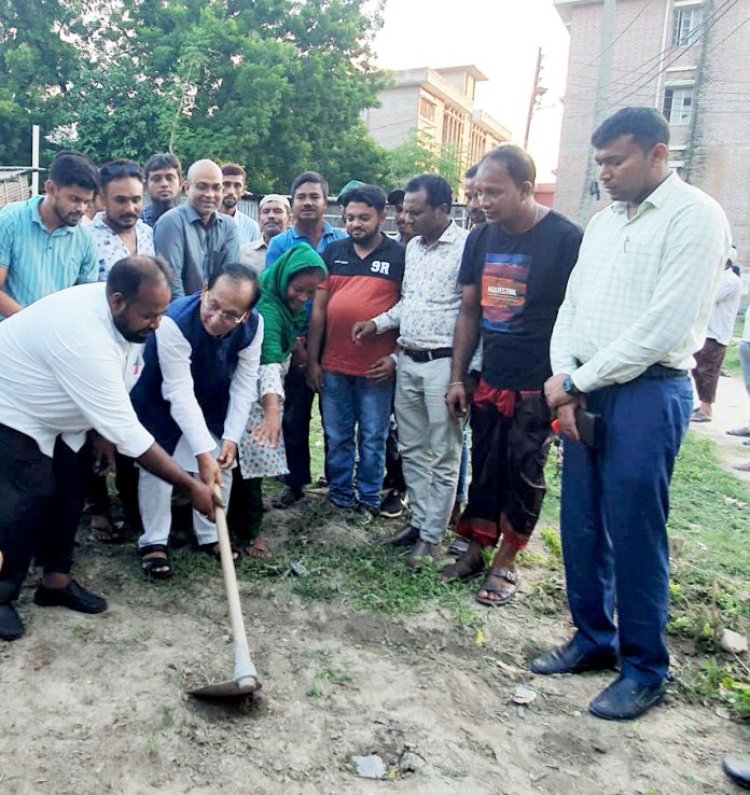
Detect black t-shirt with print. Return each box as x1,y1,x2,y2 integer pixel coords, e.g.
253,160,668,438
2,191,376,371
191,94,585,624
458,210,583,390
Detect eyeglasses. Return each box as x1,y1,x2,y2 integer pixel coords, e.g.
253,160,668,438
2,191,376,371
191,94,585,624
190,181,223,194
203,292,247,325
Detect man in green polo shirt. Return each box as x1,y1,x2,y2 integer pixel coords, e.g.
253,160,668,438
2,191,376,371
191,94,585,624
0,150,99,318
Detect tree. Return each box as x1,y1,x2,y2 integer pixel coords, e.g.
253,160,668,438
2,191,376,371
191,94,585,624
385,129,464,196
0,0,84,164
51,0,390,193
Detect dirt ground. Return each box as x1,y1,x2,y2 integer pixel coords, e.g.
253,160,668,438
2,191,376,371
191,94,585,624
1,378,749,795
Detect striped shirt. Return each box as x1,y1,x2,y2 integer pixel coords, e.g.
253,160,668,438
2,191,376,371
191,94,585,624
550,173,732,393
0,196,98,314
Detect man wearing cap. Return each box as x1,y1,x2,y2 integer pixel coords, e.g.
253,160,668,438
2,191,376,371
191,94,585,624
241,194,292,274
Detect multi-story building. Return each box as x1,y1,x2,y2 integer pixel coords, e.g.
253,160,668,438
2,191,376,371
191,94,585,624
363,65,512,174
554,0,750,272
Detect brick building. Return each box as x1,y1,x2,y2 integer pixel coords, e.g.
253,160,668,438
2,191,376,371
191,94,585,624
363,65,511,174
554,0,750,274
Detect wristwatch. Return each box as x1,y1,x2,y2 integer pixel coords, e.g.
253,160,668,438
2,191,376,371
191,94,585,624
562,375,584,397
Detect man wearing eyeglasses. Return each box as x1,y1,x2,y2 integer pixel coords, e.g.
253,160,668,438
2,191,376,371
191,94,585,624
130,263,262,577
153,159,241,298
90,160,155,280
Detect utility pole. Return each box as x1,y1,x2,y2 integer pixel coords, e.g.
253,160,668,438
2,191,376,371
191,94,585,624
31,125,40,197
524,48,544,149
577,0,616,223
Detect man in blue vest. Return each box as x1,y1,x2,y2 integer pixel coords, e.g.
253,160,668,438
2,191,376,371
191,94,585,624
131,262,262,578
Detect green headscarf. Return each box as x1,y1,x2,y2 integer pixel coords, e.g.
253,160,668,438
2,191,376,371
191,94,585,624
257,243,327,365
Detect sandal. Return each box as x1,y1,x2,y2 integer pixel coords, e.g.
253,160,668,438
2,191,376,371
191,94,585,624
244,538,272,560
90,515,129,544
139,544,173,580
196,542,241,563
439,553,486,582
475,568,520,607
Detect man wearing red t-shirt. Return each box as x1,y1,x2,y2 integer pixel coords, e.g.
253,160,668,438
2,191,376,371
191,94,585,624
307,185,405,516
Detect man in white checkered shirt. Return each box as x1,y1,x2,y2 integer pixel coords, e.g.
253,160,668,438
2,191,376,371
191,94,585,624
532,107,732,721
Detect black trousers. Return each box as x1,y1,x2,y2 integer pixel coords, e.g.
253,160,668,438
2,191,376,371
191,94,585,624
282,366,315,491
0,426,86,603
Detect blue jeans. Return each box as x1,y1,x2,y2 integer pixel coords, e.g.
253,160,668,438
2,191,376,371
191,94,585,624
320,372,393,510
561,373,692,686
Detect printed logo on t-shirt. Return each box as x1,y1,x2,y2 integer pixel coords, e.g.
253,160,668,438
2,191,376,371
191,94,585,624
480,253,531,332
370,260,390,275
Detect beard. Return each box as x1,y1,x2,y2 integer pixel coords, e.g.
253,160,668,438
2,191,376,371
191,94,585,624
222,195,238,210
149,197,180,222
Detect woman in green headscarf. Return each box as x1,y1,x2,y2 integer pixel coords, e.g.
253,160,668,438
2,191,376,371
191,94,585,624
231,245,327,558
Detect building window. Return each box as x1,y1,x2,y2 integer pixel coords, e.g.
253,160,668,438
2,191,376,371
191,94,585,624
419,97,436,123
663,87,693,126
672,6,703,46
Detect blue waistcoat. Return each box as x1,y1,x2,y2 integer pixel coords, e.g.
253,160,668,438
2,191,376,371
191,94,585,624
131,292,259,454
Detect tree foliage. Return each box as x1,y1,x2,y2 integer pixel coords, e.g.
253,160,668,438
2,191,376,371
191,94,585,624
1,0,394,193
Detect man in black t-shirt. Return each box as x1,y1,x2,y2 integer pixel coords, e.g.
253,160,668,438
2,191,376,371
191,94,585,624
443,145,582,606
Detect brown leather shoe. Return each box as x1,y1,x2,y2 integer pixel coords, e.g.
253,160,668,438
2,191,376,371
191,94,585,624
406,539,438,570
376,524,420,547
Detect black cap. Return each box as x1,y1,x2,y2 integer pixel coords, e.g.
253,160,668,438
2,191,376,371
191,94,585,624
387,189,405,206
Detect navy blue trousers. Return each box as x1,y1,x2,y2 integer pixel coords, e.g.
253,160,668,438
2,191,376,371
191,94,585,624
560,373,692,686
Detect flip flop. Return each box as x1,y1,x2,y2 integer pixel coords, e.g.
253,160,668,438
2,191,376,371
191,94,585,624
727,427,750,437
475,568,520,607
690,409,711,423
244,538,272,560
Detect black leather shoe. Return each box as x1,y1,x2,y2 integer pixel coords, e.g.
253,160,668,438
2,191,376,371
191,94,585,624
34,579,107,614
406,539,438,571
588,675,665,720
376,524,420,547
723,754,750,789
531,640,618,675
0,603,25,641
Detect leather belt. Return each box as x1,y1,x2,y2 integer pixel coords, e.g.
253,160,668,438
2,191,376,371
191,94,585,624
401,347,453,363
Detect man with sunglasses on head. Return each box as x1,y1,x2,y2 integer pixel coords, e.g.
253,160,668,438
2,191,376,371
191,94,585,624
90,160,154,280
130,262,262,579
0,150,99,318
153,159,241,298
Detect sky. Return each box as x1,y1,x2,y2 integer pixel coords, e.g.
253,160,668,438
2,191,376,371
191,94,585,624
372,0,572,181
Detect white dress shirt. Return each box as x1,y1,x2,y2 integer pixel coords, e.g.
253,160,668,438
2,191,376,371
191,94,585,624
551,173,732,393
231,210,262,247
0,282,153,457
155,314,262,465
706,267,742,346
372,220,469,349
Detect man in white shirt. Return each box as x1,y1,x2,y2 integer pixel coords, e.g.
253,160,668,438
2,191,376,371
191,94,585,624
240,193,292,274
131,263,262,579
353,174,469,569
220,163,261,247
0,256,220,641
536,107,731,720
690,252,742,421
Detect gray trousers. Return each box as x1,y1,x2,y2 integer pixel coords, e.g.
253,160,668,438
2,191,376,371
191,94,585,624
395,354,464,544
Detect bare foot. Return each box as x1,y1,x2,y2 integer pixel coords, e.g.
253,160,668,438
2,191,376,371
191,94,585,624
244,538,272,559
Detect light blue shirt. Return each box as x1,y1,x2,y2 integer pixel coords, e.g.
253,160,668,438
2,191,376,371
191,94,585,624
0,196,98,314
265,222,347,268
230,210,261,247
